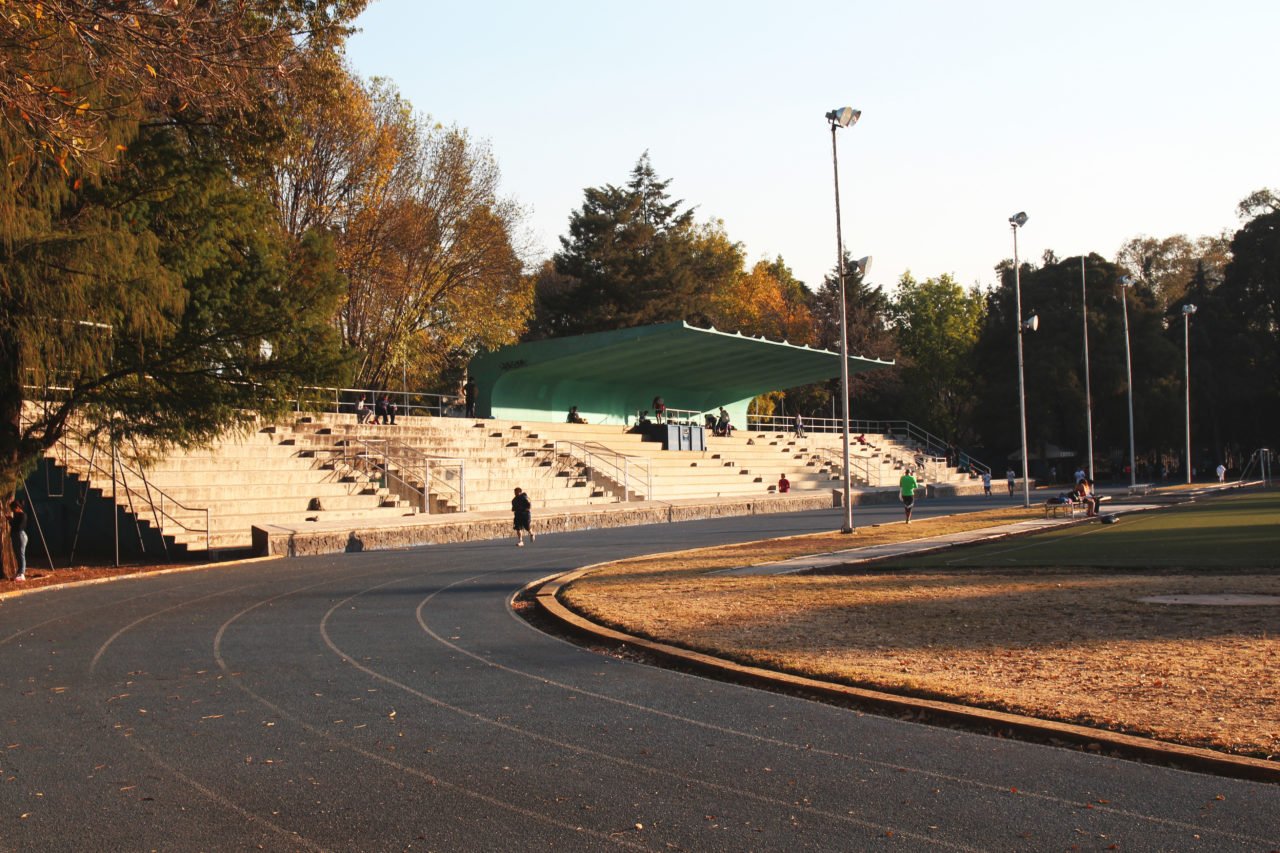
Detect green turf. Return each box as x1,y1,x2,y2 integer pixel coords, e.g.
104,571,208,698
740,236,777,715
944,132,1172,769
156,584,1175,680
897,489,1280,570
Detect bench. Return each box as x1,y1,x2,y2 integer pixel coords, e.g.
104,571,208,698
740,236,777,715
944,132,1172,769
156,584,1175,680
1044,494,1112,519
1128,483,1154,496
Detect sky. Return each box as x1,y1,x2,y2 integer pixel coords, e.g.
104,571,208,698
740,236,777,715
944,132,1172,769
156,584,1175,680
344,0,1278,295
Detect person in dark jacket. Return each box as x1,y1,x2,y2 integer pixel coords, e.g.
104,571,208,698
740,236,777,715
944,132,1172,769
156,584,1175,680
464,379,477,418
511,487,534,546
7,499,27,581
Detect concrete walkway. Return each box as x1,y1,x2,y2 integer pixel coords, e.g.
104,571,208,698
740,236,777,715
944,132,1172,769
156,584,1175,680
720,501,1163,575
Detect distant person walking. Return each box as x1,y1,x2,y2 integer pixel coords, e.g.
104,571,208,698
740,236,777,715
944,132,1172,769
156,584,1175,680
374,395,388,425
355,394,370,424
792,413,805,438
982,470,992,496
1216,463,1226,484
652,396,665,424
1006,467,1016,496
511,487,534,546
899,469,919,524
7,499,27,581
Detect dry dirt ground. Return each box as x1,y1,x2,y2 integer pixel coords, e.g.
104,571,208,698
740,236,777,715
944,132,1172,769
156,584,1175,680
1,561,205,592
561,506,1279,760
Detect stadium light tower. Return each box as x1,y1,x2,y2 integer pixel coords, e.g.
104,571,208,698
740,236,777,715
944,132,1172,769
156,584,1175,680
826,105,861,533
1009,211,1032,507
1080,257,1095,482
1183,303,1198,483
1119,276,1138,489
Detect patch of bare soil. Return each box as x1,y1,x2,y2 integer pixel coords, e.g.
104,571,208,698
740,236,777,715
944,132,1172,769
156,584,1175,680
1,561,204,593
562,511,1279,759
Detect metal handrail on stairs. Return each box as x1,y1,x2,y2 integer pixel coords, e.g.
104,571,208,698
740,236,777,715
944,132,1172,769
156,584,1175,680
331,435,466,514
51,435,211,552
551,440,653,502
812,446,879,488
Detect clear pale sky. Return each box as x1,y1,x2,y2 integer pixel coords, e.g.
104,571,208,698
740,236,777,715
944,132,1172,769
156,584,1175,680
345,0,1277,294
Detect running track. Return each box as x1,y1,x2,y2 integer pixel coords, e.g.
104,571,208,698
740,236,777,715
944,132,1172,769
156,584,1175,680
1,497,1276,851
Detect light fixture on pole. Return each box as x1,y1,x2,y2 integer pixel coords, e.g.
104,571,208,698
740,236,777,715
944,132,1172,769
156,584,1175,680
1182,303,1197,484
1119,276,1138,489
1080,257,1095,482
826,105,861,533
1009,211,1031,508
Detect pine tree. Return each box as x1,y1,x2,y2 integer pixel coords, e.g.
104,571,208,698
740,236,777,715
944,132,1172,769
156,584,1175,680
536,153,731,336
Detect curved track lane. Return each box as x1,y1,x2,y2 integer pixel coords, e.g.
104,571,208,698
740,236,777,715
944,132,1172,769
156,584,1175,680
1,499,1276,851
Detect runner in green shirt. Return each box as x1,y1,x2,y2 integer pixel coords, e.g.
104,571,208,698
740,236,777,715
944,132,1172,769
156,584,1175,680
899,469,919,524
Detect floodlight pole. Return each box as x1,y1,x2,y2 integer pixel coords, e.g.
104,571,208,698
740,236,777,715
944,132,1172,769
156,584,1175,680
1011,215,1031,508
1183,304,1197,484
827,107,859,533
1081,257,1095,482
1120,278,1137,489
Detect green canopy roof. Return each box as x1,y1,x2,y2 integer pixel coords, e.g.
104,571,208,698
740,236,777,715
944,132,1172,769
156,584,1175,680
468,322,893,425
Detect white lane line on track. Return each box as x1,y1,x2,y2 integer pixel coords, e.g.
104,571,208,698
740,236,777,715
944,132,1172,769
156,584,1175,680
452,566,1278,848
115,739,331,853
89,581,261,672
2,587,169,649
213,573,651,851
87,567,354,853
318,571,985,852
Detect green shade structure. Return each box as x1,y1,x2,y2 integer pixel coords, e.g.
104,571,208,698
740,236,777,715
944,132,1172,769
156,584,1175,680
467,322,893,425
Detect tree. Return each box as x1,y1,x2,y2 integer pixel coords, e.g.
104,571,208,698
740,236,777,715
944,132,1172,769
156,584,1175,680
265,73,531,389
1211,203,1280,454
0,0,364,171
708,255,813,344
535,153,737,336
971,253,1180,479
805,254,900,419
887,273,985,445
1115,233,1230,311
0,1,365,576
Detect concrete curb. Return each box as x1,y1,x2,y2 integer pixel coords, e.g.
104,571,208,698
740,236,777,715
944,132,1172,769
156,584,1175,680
0,555,282,603
532,563,1280,784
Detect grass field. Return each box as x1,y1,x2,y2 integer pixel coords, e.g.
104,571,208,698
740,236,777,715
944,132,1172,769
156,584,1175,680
562,488,1280,758
894,490,1280,570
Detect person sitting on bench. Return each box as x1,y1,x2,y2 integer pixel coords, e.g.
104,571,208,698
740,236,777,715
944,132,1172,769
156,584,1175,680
567,406,586,424
1074,477,1100,517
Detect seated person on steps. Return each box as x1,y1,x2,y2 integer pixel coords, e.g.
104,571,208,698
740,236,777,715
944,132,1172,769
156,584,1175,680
567,405,587,424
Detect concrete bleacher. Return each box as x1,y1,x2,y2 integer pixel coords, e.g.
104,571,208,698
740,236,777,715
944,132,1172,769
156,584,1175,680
45,423,410,554
41,410,978,557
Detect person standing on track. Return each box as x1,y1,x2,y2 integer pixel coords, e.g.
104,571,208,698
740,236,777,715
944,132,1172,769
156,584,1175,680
512,487,534,546
899,468,919,524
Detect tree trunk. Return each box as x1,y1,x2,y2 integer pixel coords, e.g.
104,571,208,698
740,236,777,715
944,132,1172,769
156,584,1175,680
2,326,25,579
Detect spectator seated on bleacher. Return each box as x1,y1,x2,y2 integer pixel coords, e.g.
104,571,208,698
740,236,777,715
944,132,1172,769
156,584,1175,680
704,413,717,431
636,410,651,426
567,406,587,424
